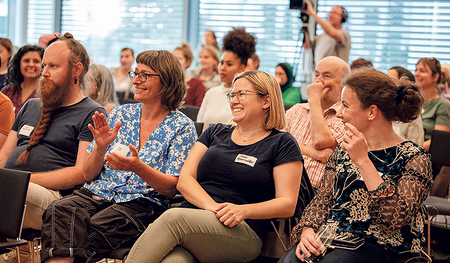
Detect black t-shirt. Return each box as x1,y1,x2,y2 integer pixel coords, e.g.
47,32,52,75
5,98,106,194
181,123,303,238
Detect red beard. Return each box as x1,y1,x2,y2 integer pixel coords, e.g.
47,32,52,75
37,73,72,110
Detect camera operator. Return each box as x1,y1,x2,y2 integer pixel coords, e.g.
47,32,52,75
303,0,351,64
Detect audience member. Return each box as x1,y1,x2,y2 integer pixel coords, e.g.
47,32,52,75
303,0,351,64
387,66,415,82
187,46,221,90
438,63,450,99
197,27,256,131
284,69,431,263
415,57,450,198
85,63,119,115
127,70,303,263
0,93,14,150
386,66,424,145
285,56,350,189
203,29,220,53
173,43,206,106
40,50,197,263
110,47,135,101
350,58,373,71
0,33,106,235
246,53,260,70
1,44,44,116
275,62,302,106
415,57,450,150
0,38,14,88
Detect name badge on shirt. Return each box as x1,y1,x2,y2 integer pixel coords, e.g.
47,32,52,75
235,154,257,167
111,143,130,157
19,125,34,137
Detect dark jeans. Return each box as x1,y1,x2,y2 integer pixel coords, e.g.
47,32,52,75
40,188,164,263
282,240,400,263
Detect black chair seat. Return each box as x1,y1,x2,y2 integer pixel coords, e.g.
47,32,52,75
0,240,28,249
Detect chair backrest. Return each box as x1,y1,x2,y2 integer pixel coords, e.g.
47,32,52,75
294,167,315,219
429,130,450,167
194,122,204,137
179,105,200,122
0,168,30,239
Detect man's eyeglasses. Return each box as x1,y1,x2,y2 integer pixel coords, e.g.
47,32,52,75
128,71,160,82
226,90,261,102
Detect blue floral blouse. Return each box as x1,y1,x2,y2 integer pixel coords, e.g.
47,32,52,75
292,141,432,254
84,103,197,207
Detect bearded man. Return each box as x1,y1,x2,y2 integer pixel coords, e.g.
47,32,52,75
0,33,106,231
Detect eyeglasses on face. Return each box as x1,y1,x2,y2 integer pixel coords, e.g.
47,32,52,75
128,71,160,82
226,90,261,102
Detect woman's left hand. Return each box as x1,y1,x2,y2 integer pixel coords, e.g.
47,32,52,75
342,123,369,164
105,144,141,173
215,203,248,228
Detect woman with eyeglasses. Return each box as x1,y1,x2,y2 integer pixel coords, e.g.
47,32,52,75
126,70,303,263
39,50,198,263
283,69,431,263
1,44,44,116
197,27,256,131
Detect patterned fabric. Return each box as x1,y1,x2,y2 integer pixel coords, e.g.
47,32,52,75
285,102,345,188
291,141,432,254
84,103,197,207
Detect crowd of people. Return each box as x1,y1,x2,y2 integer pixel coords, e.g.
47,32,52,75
0,4,447,262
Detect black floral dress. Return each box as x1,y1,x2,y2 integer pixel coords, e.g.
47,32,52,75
292,141,432,254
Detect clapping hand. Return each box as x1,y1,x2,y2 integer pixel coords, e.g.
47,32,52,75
88,111,121,150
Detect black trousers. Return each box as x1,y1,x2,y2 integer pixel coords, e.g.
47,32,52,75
40,188,164,263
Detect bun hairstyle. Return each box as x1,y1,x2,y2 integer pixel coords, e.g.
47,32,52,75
344,69,424,123
222,27,256,66
58,32,90,89
174,43,194,68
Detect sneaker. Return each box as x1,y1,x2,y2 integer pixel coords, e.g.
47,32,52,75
0,250,31,263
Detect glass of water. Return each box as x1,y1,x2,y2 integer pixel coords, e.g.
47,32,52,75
301,224,335,263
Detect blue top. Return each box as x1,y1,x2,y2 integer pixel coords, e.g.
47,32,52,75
84,103,197,207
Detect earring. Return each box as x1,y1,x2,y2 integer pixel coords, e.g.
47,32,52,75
74,76,78,84
368,117,371,120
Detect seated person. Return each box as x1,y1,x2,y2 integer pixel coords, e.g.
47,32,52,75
0,33,106,232
283,69,432,263
110,47,135,101
126,70,303,263
40,50,197,263
275,62,302,106
173,44,206,106
85,63,119,115
415,57,450,197
246,53,260,70
1,44,45,116
197,27,256,131
386,66,424,145
187,46,221,90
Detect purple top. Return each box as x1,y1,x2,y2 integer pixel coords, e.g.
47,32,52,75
1,85,37,117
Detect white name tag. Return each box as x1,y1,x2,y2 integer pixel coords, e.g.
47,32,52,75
19,125,34,137
111,143,130,157
235,154,257,167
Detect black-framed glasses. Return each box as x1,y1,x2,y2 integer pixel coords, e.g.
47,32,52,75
128,71,160,82
226,90,261,102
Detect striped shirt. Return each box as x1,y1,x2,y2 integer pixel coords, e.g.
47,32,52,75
285,102,345,188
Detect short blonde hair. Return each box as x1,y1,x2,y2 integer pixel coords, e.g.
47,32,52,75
232,70,286,130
